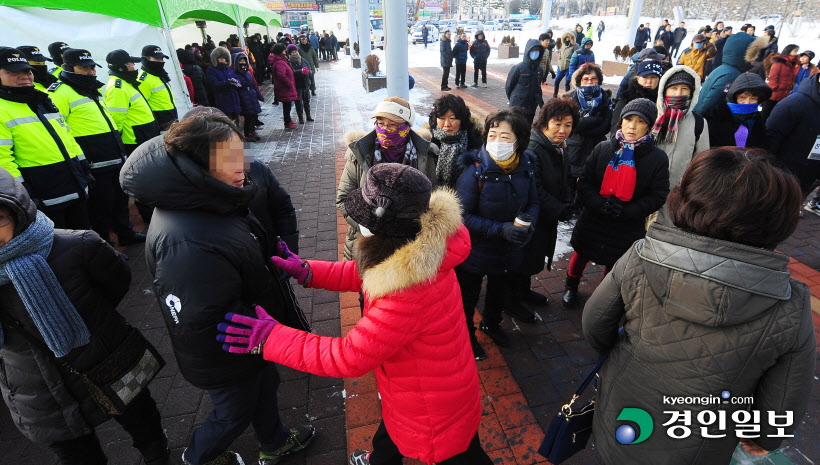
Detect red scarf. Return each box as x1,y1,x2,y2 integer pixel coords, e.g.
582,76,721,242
651,95,690,144
600,130,652,201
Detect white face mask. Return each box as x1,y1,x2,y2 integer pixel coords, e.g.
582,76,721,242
486,140,517,161
359,224,374,237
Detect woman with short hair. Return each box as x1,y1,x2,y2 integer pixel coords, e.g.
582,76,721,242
583,147,814,465
426,94,483,188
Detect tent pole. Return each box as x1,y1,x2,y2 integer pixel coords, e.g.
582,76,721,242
234,6,248,50
155,0,193,111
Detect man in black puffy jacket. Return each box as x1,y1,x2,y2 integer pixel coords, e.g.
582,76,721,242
505,39,544,122
470,30,491,87
120,111,315,465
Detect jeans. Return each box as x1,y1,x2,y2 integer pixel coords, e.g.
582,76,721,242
553,68,570,97
367,421,492,465
473,60,487,84
184,364,289,464
455,63,467,86
49,389,166,465
441,66,451,89
456,268,511,332
88,168,133,242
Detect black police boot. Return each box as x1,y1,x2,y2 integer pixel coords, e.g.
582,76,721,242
562,275,581,308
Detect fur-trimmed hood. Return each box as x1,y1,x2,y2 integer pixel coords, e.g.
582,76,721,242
210,46,232,67
357,188,468,299
743,36,770,65
656,64,702,112
561,32,575,46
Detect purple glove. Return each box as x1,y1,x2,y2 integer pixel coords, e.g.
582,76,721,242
270,241,312,286
217,305,279,354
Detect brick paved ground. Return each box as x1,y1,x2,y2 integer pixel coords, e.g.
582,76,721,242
2,54,819,465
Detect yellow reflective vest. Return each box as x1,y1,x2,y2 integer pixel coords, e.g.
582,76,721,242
137,69,178,129
49,81,126,172
0,89,90,207
105,76,159,149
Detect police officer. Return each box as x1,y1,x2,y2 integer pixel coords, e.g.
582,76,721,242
47,41,69,78
49,49,145,246
0,46,91,229
105,49,159,224
137,45,178,130
17,45,57,92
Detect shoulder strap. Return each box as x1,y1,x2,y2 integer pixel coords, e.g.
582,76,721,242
575,355,607,396
693,112,704,141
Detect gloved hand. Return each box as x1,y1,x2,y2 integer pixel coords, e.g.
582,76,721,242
270,241,312,286
557,205,574,222
301,66,310,74
500,222,528,245
600,198,624,218
217,306,279,354
229,78,241,87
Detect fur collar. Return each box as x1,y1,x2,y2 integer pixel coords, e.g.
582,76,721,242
358,188,462,299
744,36,770,64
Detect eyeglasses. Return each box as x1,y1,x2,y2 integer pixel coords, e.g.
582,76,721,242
0,215,12,228
375,119,401,131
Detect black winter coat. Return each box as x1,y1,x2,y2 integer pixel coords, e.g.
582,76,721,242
584,223,815,465
766,73,820,194
570,137,669,267
288,56,312,90
248,160,299,255
0,170,136,443
705,103,768,149
456,148,539,275
179,50,210,106
564,88,613,177
120,136,298,390
506,39,544,114
518,129,571,274
470,35,491,62
634,28,650,47
440,37,453,67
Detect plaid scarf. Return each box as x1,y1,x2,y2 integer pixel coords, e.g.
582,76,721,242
600,130,652,201
651,95,691,144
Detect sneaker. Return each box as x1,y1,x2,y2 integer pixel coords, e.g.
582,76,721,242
441,86,451,91
478,321,510,347
483,82,487,88
459,84,468,88
259,425,316,464
805,200,820,217
471,82,478,87
349,450,372,465
182,449,244,465
285,121,297,130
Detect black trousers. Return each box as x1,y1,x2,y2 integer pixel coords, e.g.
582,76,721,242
48,389,166,465
368,420,492,465
455,63,467,86
670,42,682,57
309,71,316,92
455,268,511,333
41,199,90,230
441,66,451,89
294,88,311,119
473,60,487,84
89,168,133,242
281,101,293,125
243,113,258,136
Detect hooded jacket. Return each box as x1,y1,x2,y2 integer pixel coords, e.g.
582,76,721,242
469,31,491,62
653,65,710,224
0,168,136,443
705,72,770,150
539,32,556,77
263,190,480,464
634,27,650,48
766,73,820,193
568,38,595,78
336,128,439,260
677,44,708,80
452,38,469,65
562,78,613,178
178,49,209,106
570,137,669,267
558,32,579,71
766,54,799,101
232,52,264,115
206,47,241,114
268,53,298,102
519,129,571,274
456,148,539,274
440,34,453,67
694,34,768,114
505,39,545,114
583,223,815,465
120,136,293,389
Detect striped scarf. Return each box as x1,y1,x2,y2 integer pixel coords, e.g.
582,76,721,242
651,95,690,144
600,130,651,201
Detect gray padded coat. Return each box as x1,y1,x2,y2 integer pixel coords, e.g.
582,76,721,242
583,223,815,465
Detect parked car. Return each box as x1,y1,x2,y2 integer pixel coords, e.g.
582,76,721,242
411,22,439,44
483,20,500,31
464,20,481,34
507,19,523,30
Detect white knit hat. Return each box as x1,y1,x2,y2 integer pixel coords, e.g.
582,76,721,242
372,96,415,126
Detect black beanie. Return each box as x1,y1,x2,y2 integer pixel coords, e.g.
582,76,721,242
620,98,658,125
665,70,696,92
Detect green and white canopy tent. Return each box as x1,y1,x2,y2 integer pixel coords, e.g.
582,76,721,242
0,0,281,114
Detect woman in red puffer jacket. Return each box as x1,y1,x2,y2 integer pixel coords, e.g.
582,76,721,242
762,44,799,118
268,43,298,129
217,164,490,465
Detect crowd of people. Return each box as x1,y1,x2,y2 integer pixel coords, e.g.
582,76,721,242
0,17,817,465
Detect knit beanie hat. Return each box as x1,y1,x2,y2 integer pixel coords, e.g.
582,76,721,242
620,98,657,125
286,44,299,55
636,60,663,77
665,70,696,92
344,163,432,237
372,96,415,125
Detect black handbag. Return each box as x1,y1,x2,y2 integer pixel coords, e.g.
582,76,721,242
538,355,606,464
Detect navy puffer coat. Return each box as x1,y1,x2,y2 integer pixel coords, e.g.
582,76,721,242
456,148,539,275
206,47,241,115
505,39,545,114
232,52,263,115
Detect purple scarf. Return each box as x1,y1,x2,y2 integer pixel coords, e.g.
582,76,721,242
375,123,410,162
